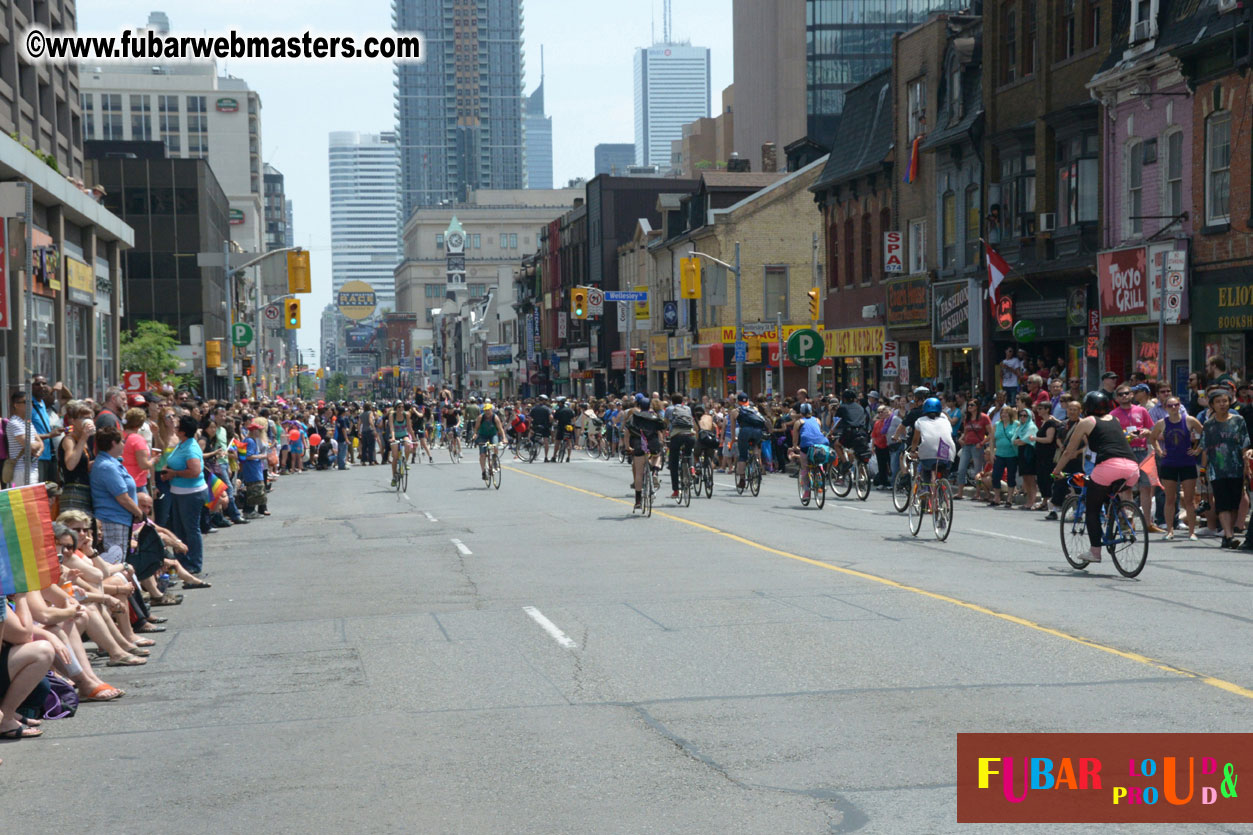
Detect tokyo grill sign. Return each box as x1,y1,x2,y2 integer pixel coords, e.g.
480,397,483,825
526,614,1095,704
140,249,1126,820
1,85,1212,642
1098,247,1149,324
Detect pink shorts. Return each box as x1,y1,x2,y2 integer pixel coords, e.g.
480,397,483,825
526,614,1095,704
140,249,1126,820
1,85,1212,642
1091,457,1139,488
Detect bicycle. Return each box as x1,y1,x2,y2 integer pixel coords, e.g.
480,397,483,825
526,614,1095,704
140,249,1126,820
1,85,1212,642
1060,474,1147,577
907,466,953,541
893,453,918,513
695,448,715,499
517,434,538,463
554,427,574,463
674,448,694,507
583,424,606,459
633,437,660,517
797,448,827,509
447,427,462,463
735,440,763,497
484,443,502,489
394,445,409,495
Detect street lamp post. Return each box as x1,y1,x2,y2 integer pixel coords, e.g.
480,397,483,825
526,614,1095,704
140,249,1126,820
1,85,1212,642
690,241,743,394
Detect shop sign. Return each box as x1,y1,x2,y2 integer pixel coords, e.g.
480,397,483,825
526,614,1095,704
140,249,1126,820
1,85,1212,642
634,285,650,320
229,208,245,226
919,340,935,378
884,231,904,273
931,280,980,348
996,296,1014,331
557,312,567,339
487,345,512,365
700,324,824,350
899,355,911,386
650,334,669,369
1190,279,1253,332
824,326,885,358
1066,286,1087,327
1098,246,1148,323
66,256,94,305
216,97,239,112
882,341,899,377
1087,309,1100,358
1012,320,1037,342
884,275,930,329
336,280,376,321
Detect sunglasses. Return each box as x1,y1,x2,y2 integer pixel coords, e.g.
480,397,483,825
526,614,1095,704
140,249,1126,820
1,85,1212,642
1116,391,1131,396
1167,403,1180,409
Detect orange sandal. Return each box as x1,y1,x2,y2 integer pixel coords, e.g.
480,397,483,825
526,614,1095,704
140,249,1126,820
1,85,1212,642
81,682,125,701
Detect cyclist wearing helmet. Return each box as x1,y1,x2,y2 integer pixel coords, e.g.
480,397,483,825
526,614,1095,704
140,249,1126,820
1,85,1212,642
893,386,933,444
626,393,665,508
473,402,506,481
665,394,696,499
529,395,553,461
790,402,831,502
910,396,957,483
831,388,872,465
386,400,414,487
730,392,766,489
1052,390,1139,562
553,397,576,462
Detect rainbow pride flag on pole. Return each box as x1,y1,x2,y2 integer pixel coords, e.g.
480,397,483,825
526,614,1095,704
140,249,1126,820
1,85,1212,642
0,484,59,594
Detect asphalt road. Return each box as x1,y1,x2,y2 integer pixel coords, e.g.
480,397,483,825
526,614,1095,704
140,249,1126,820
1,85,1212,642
7,450,1253,834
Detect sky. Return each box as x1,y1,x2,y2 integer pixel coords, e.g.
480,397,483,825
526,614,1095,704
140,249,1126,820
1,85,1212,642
77,1,734,364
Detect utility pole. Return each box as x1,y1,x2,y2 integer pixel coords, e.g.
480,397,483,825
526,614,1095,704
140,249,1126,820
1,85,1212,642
691,242,742,395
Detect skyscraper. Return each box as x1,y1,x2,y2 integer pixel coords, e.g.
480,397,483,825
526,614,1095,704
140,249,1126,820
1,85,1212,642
524,73,553,189
594,143,636,176
394,0,525,218
262,164,288,252
633,43,711,169
328,131,402,312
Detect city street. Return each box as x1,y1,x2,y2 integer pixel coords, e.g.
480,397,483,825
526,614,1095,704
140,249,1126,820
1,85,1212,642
7,454,1253,834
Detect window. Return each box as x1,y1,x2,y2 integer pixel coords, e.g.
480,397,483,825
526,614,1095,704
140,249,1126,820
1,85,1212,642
1004,4,1018,84
66,304,88,397
909,219,927,273
861,213,873,282
1084,0,1100,50
908,78,926,140
827,227,839,289
509,233,518,249
947,59,963,126
843,218,854,288
1024,0,1037,75
473,233,481,248
1060,0,1076,60
469,283,487,298
1164,130,1183,219
1056,134,1097,227
965,185,981,266
81,93,94,139
32,296,55,382
95,310,114,396
424,283,444,298
764,266,788,318
1126,140,1143,237
158,95,180,154
1205,111,1231,226
436,233,444,249
1000,150,1037,237
942,192,957,268
130,94,152,140
101,93,122,140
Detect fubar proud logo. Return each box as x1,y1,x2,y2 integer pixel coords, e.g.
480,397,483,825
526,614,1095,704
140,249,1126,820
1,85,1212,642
957,733,1250,823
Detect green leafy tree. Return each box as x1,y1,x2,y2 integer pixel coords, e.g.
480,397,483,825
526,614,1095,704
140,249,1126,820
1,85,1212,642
296,373,317,399
326,371,349,400
120,320,181,383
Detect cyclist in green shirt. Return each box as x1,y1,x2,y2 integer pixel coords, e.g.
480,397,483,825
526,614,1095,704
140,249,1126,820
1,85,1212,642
474,402,506,482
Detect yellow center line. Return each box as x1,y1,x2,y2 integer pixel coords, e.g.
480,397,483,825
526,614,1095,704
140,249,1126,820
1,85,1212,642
504,464,1253,701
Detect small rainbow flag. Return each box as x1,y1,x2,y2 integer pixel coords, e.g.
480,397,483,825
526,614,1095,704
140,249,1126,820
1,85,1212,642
902,134,922,184
0,485,59,595
204,471,228,509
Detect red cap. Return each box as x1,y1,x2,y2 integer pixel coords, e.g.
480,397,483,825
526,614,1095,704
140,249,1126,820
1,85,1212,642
127,394,146,408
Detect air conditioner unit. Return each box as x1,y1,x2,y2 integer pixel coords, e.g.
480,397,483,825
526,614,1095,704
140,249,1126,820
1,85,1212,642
1037,212,1057,233
1217,0,1238,13
1132,18,1155,43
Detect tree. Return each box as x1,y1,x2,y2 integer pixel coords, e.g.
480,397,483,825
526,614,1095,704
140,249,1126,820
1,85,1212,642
120,320,181,383
326,371,349,401
296,373,317,399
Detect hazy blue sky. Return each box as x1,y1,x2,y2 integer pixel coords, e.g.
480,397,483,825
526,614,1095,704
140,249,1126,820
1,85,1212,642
77,1,733,362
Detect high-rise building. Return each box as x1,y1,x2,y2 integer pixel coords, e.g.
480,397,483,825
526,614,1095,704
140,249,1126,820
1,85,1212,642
732,0,965,172
594,144,636,176
262,164,288,252
394,0,525,217
284,199,294,248
329,131,401,313
524,72,553,190
633,44,711,169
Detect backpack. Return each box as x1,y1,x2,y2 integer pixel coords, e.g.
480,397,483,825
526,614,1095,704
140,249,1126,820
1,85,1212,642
670,406,694,430
736,406,766,428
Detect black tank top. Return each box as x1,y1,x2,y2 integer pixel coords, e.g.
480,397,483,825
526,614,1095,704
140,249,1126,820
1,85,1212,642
1088,416,1134,464
58,437,92,486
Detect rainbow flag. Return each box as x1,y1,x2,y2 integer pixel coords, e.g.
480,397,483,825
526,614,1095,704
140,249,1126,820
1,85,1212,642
902,134,922,184
204,471,228,509
0,485,59,594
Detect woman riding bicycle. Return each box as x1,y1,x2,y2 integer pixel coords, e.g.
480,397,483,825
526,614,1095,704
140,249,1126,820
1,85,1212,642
626,393,664,510
386,400,413,487
790,402,830,503
1052,390,1139,563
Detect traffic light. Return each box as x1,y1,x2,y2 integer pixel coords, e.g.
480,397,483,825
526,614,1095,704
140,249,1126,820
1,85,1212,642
284,298,301,329
242,356,253,377
808,288,821,320
205,339,222,368
680,257,702,299
287,250,311,294
571,286,588,319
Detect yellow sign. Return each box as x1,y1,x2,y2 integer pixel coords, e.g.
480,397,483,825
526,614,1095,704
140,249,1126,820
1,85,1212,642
698,325,823,347
66,257,93,301
635,285,650,320
919,340,936,378
649,333,669,368
336,280,377,321
824,326,885,357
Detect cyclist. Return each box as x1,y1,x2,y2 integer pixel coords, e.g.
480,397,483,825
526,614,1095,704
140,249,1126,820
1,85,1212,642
463,397,482,441
665,394,696,500
411,400,433,464
730,392,766,490
530,394,554,461
385,400,413,487
473,402,507,482
508,407,530,455
831,388,873,471
909,396,956,489
553,396,576,462
790,402,831,503
442,400,462,458
1051,391,1140,563
626,394,665,509
694,403,720,472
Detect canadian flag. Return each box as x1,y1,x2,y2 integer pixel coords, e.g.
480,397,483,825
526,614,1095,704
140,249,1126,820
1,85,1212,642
985,243,1010,311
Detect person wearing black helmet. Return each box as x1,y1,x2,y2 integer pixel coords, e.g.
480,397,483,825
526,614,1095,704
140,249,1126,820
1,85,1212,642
729,392,766,490
529,396,553,461
1052,391,1139,563
831,387,872,470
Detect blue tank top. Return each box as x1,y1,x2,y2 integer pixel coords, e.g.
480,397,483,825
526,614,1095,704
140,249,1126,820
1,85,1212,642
799,417,826,448
1160,417,1195,467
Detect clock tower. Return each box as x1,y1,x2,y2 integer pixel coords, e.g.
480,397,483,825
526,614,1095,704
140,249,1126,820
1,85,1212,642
444,215,466,300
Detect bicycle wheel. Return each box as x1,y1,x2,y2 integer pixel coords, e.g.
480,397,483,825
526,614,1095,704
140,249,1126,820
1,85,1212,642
893,467,912,513
855,462,871,501
681,464,692,507
748,458,761,496
1059,495,1090,570
400,461,409,494
702,460,714,498
797,468,810,506
830,458,852,498
814,471,826,509
932,478,953,541
525,438,538,463
908,485,924,536
643,481,653,517
491,454,501,489
584,434,598,459
1108,499,1148,578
